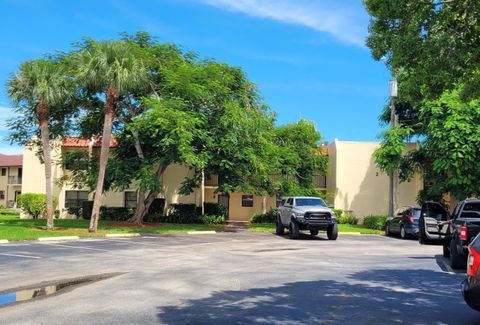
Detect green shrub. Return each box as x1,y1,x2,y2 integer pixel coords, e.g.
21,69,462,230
148,198,165,214
144,213,224,224
333,209,343,218
199,214,225,224
0,208,20,215
54,210,60,219
337,213,359,225
204,203,228,217
250,208,277,224
100,207,134,221
169,204,197,217
17,193,46,219
364,215,388,230
67,206,82,218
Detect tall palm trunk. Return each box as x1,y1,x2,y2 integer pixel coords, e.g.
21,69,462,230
38,98,54,231
89,87,118,232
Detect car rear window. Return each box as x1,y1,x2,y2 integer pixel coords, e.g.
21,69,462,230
460,202,480,218
295,198,326,207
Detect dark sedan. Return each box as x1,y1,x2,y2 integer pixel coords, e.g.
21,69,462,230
385,206,421,239
463,233,480,311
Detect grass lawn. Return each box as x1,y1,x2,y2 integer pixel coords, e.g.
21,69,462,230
249,223,383,235
0,215,223,241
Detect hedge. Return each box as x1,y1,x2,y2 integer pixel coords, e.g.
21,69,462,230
363,215,388,230
250,208,277,224
17,193,47,219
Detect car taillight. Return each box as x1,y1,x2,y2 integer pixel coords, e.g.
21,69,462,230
460,226,468,241
468,247,480,276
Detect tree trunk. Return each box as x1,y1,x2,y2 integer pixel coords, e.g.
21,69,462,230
127,165,167,224
89,88,118,232
38,98,54,231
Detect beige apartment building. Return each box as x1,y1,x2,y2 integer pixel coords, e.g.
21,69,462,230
19,137,422,221
0,154,23,208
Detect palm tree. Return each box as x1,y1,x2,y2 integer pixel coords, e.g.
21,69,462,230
7,59,71,230
77,41,148,232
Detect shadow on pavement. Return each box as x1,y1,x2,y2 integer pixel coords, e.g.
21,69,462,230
157,269,480,324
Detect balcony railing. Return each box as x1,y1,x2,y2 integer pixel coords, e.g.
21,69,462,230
8,176,22,184
204,174,219,187
314,174,327,189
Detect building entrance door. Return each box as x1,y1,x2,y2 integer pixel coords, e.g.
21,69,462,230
218,194,229,220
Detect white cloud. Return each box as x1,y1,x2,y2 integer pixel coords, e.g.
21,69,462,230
192,0,367,46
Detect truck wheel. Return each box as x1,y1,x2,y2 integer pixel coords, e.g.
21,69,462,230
289,220,300,239
327,224,338,240
275,216,285,235
450,240,467,269
443,244,450,258
310,230,319,236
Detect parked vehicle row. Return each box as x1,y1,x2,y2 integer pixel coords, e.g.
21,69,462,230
276,196,338,240
415,199,480,311
385,206,421,239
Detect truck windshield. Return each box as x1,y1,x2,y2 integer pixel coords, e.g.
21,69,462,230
296,198,326,207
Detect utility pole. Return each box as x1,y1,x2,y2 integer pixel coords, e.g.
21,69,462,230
389,78,399,217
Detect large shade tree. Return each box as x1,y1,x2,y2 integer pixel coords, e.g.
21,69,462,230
76,40,149,232
6,58,73,230
364,0,480,203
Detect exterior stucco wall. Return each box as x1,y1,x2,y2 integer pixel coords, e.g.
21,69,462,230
228,192,276,221
333,140,423,219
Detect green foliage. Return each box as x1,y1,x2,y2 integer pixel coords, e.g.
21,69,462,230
363,215,388,230
250,208,278,224
204,203,228,217
364,0,480,102
168,204,197,217
17,193,47,219
337,213,359,225
67,207,82,218
273,120,328,196
100,207,134,221
374,126,413,175
145,213,225,224
332,209,343,218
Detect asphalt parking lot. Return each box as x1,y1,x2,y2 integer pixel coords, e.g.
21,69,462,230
0,231,478,324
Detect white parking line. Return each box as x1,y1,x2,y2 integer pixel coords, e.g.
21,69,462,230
0,253,42,259
39,243,110,252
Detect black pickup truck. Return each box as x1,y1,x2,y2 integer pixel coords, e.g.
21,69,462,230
419,200,480,269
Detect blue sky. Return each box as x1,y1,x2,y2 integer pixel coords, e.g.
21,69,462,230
0,0,390,154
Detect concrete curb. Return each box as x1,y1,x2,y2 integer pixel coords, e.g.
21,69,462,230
338,232,362,235
105,233,140,238
0,239,9,244
38,236,80,242
187,231,217,235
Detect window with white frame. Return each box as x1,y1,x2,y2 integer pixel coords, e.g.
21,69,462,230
65,191,89,208
124,191,137,208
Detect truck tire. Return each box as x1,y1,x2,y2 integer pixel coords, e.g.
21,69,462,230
275,216,285,235
450,240,467,269
310,230,319,236
289,220,300,239
327,224,338,240
443,244,450,258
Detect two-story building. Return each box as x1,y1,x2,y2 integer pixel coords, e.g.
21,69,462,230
0,154,23,208
18,137,423,221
